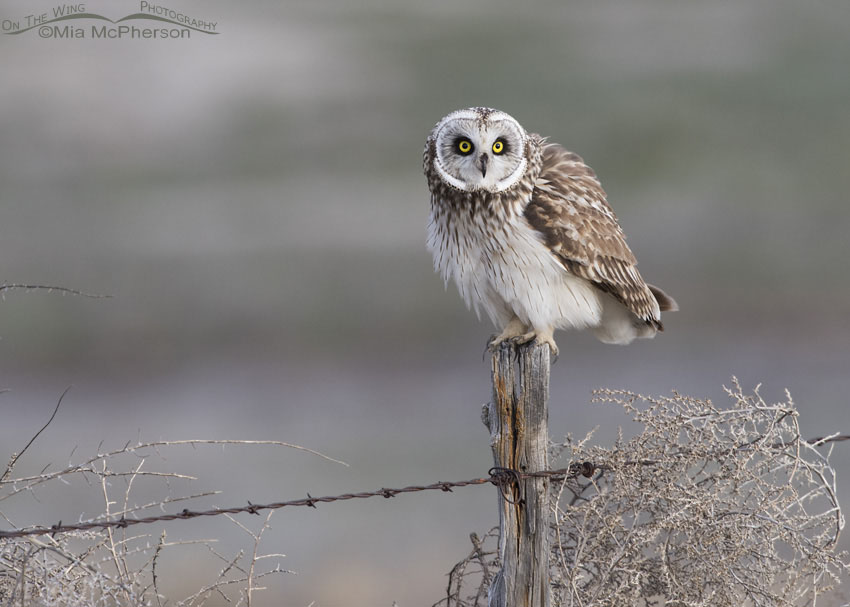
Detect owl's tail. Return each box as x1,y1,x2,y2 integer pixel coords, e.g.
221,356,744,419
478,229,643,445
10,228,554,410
649,284,679,312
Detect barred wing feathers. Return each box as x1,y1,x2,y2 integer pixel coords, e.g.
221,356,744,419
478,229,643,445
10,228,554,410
524,143,674,330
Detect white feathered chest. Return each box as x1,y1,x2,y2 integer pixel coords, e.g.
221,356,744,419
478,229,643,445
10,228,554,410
426,190,603,333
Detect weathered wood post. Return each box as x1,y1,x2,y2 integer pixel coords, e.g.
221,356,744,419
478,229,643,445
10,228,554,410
482,342,551,607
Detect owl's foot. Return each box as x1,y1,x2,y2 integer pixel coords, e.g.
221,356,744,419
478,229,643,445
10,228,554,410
487,323,559,361
523,329,559,361
487,318,529,352
503,329,558,361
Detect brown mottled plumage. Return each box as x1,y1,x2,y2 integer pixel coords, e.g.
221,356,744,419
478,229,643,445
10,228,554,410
424,107,676,355
524,144,671,330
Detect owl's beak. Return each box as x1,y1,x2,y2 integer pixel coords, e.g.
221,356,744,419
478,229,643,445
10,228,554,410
478,153,489,178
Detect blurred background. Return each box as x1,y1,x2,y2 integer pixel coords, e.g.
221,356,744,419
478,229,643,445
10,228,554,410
1,0,849,604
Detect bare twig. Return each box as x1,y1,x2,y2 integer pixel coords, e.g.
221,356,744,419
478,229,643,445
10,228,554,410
151,531,166,607
147,439,349,468
1,387,71,483
0,283,110,298
0,439,346,503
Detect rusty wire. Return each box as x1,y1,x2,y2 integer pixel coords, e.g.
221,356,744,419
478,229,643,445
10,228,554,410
0,466,587,540
1,434,847,541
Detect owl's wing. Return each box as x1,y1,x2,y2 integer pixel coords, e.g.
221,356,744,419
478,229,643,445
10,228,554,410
524,142,669,328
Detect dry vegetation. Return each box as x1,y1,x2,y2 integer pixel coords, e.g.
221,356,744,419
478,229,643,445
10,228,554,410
0,435,343,606
437,380,848,607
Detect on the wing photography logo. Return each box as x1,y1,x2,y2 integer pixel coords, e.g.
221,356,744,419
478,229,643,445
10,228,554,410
2,2,218,39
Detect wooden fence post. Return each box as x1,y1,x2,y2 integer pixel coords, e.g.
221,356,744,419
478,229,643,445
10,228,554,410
483,342,551,607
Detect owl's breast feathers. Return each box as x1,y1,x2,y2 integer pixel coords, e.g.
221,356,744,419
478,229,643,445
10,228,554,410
524,142,669,329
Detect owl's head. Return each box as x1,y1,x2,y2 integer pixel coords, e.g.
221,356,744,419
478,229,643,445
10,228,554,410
429,107,528,193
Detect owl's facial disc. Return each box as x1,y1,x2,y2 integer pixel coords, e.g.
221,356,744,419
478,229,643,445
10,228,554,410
433,108,528,193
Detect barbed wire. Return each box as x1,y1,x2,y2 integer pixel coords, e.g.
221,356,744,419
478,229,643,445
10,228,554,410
0,465,589,540
2,434,848,541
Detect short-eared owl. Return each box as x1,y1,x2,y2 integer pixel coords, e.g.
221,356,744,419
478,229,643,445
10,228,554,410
424,107,677,356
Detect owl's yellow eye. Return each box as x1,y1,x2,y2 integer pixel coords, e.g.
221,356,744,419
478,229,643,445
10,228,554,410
456,138,473,155
492,139,505,155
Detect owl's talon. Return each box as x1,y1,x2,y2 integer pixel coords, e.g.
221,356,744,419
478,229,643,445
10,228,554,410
533,333,559,360
521,331,559,360
486,335,514,353
508,332,536,346
484,335,503,359
546,341,560,363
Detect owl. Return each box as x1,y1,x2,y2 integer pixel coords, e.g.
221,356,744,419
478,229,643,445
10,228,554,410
424,107,677,356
